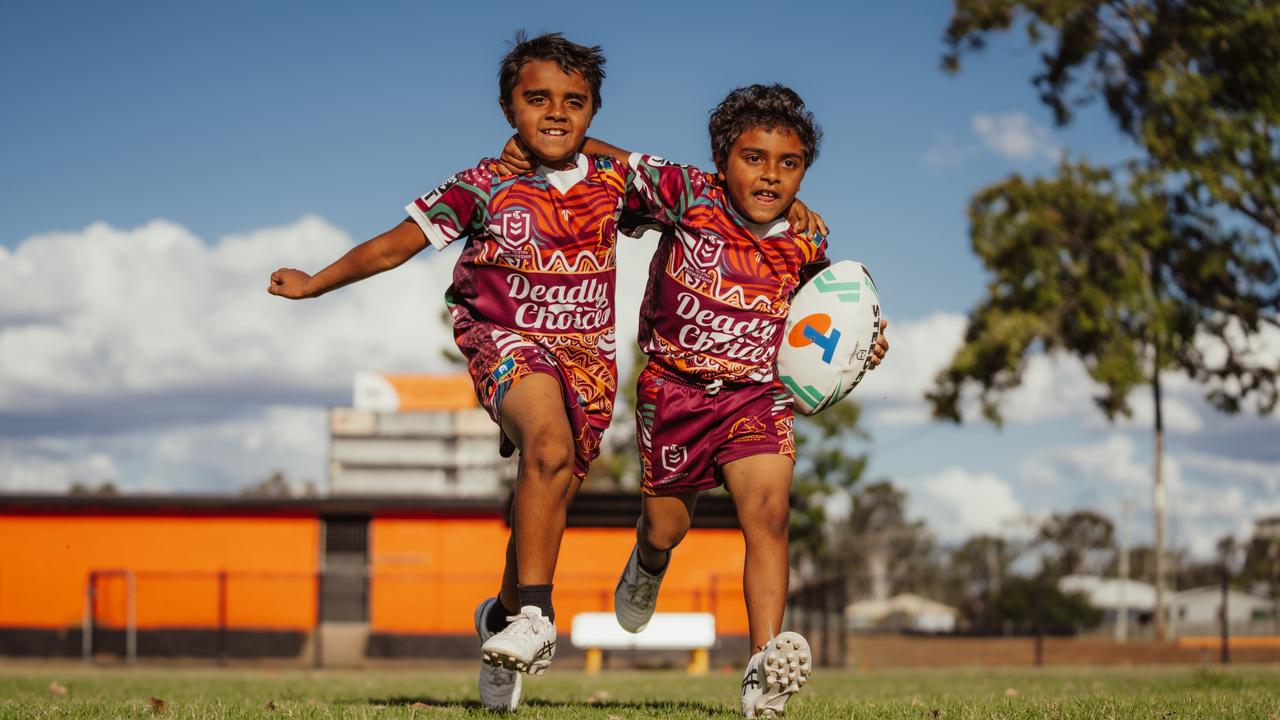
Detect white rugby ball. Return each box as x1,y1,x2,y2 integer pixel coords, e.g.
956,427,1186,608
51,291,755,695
777,260,881,415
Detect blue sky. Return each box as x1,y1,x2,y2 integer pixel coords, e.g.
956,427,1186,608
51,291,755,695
1,1,1275,559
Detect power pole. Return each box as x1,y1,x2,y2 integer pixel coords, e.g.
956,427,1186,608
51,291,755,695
1115,499,1131,643
1152,355,1168,641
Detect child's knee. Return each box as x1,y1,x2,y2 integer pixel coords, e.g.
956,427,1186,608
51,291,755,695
740,493,790,536
642,516,690,551
520,433,575,482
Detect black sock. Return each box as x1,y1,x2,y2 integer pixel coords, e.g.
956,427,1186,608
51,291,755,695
638,546,670,575
517,583,554,622
485,597,516,635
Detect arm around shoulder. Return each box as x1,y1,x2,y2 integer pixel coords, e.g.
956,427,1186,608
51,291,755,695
268,219,428,299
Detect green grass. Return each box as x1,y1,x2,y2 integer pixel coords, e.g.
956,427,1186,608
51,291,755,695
2,663,1278,719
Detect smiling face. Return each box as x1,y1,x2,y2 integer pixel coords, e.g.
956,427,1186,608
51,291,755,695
502,59,594,170
717,126,807,224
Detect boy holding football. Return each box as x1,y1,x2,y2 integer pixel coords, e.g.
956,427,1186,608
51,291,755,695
617,85,889,717
506,83,888,716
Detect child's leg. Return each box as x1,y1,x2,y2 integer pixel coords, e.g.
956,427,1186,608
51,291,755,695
721,454,794,652
498,372,581,597
637,492,698,569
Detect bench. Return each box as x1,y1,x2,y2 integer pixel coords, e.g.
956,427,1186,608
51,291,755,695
570,612,716,675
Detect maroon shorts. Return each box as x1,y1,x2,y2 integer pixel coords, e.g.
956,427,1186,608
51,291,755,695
475,343,608,482
635,363,795,496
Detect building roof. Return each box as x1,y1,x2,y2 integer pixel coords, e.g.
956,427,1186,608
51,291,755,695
0,491,741,529
1174,586,1276,609
1060,575,1158,611
354,372,478,411
846,593,960,622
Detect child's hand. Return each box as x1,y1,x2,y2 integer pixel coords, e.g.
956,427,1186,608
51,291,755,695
269,268,313,299
787,199,829,240
494,134,536,175
869,319,890,369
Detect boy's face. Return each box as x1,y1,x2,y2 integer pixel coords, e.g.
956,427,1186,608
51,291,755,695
717,126,807,224
503,59,594,170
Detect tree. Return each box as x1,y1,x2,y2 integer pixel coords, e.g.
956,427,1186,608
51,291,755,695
241,470,294,498
68,480,119,496
984,576,1105,635
944,0,1280,265
931,1,1280,632
943,534,1021,630
1038,510,1116,579
828,480,941,601
789,401,873,572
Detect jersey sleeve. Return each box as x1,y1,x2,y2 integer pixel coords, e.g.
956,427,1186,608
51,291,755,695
404,164,494,251
622,153,709,227
796,231,832,286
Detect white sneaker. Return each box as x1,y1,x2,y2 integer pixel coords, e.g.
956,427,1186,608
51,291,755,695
474,598,522,710
481,605,557,676
740,632,812,718
614,544,668,632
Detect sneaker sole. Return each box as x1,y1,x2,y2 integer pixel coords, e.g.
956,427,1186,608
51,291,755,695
751,632,812,718
482,649,552,676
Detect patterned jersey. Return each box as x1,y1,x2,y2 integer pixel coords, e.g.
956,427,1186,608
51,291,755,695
406,153,630,418
624,154,829,384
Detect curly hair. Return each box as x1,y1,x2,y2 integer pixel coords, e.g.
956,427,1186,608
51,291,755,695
708,84,822,169
498,31,606,117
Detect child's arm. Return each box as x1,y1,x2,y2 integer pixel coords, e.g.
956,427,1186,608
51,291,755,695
492,135,629,175
268,219,428,299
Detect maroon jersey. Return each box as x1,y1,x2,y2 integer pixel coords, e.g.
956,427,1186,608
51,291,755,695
624,154,829,384
406,154,630,418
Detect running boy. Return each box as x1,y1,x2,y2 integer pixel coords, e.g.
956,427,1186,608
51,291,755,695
268,33,630,711
594,84,887,717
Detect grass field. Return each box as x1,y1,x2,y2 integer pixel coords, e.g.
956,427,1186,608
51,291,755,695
3,663,1278,719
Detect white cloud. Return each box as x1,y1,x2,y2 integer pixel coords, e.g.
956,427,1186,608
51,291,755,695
0,405,327,494
0,217,457,422
972,112,1062,163
921,131,979,172
1019,434,1154,493
908,466,1025,542
0,218,667,494
856,312,966,413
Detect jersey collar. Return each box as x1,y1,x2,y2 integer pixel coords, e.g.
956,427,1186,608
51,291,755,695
743,216,791,240
536,153,590,194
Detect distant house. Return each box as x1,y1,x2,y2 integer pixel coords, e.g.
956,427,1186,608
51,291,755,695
1173,586,1276,634
845,593,960,634
1059,574,1279,637
1059,574,1157,626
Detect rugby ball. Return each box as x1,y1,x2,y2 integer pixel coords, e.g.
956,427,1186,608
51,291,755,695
777,260,881,415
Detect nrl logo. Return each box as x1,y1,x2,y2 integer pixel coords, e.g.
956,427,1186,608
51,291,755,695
661,444,687,472
693,233,724,268
499,209,533,248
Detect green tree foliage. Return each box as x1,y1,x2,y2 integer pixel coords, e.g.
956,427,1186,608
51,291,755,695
941,534,1020,628
828,480,942,600
944,0,1280,258
790,401,872,567
984,575,1105,635
1039,510,1116,579
928,162,1277,422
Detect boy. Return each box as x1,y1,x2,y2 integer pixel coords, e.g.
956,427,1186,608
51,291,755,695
269,33,628,712
580,85,887,717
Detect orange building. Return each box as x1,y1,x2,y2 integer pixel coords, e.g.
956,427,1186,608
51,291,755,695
0,493,749,663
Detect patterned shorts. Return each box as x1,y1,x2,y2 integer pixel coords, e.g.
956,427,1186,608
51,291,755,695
635,363,795,496
475,343,608,483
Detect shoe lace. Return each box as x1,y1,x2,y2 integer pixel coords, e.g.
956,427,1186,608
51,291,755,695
503,609,547,639
626,569,662,607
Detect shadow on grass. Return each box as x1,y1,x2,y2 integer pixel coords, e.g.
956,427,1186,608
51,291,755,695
363,695,730,715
